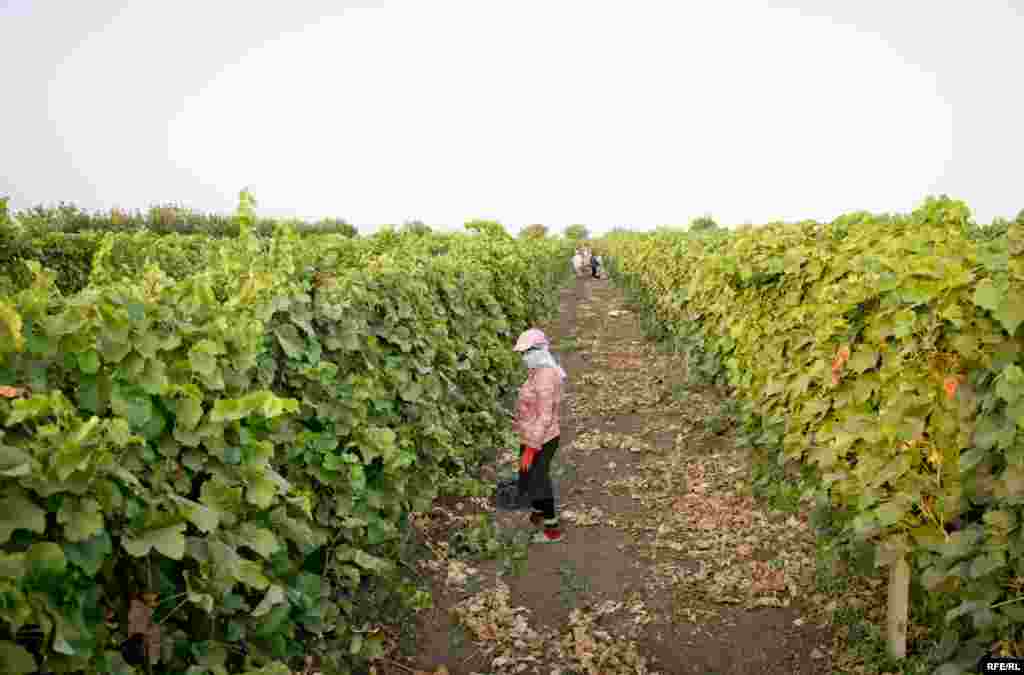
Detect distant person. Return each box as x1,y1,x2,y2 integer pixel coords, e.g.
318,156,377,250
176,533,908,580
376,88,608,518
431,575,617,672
511,328,566,543
590,254,601,278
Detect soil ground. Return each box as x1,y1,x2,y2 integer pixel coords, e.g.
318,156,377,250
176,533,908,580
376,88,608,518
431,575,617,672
376,274,841,675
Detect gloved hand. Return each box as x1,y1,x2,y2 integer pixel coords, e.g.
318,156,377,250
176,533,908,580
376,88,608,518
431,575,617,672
520,446,539,472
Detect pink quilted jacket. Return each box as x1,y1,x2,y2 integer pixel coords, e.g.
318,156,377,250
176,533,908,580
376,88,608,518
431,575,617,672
512,367,562,448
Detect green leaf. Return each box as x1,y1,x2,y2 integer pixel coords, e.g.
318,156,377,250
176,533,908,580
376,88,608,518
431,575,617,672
0,641,37,674
188,339,224,377
77,375,101,414
959,447,987,473
875,500,906,527
223,593,244,612
209,398,247,424
975,414,1004,451
939,529,982,558
106,418,138,447
238,524,280,558
350,465,367,493
252,585,285,617
209,392,298,423
974,280,1002,312
995,296,1024,335
910,525,945,548
1000,603,1024,622
245,664,291,675
322,453,344,471
983,509,1016,533
188,591,214,614
245,475,277,509
77,350,100,375
367,515,397,544
274,325,306,360
352,548,390,573
970,551,1007,578
25,542,66,575
0,494,47,543
847,349,879,373
360,426,398,463
174,497,220,533
64,530,113,575
57,497,104,542
0,552,26,579
0,444,32,478
223,446,242,465
997,365,1024,404
226,620,244,642
362,630,386,658
123,522,187,559
125,301,145,321
399,381,423,402
98,334,132,363
237,559,271,590
110,383,154,431
137,358,168,395
5,395,55,425
946,599,983,623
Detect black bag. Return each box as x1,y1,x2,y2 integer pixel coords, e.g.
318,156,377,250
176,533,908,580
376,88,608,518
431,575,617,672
494,476,531,511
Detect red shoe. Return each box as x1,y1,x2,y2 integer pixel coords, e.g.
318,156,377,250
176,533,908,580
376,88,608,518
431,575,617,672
532,528,563,544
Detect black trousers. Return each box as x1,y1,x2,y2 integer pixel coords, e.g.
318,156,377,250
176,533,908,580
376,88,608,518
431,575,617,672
518,436,559,520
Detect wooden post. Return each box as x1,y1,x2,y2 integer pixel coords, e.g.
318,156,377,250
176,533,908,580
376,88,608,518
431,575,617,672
886,555,910,660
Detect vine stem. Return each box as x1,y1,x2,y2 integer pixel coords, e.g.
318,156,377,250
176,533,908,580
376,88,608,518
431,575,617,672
375,657,416,673
991,595,1024,610
156,597,191,626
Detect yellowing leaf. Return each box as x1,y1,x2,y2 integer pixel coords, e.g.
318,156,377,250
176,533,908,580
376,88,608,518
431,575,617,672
237,559,271,590
237,523,280,558
123,523,187,560
0,494,47,543
57,497,104,542
0,301,25,352
245,474,277,509
173,497,220,533
252,585,285,617
0,640,36,674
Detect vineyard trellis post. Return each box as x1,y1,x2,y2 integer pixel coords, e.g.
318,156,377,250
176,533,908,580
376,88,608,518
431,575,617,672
886,554,910,659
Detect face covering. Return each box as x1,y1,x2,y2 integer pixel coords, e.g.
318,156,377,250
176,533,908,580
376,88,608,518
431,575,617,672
523,347,568,380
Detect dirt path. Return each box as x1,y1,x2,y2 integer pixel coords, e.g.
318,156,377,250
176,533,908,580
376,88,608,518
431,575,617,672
388,275,839,675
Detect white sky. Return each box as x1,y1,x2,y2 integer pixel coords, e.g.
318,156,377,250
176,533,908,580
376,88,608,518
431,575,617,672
1,1,1021,234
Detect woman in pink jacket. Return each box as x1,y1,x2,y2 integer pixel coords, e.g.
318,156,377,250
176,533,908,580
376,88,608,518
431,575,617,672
512,328,567,543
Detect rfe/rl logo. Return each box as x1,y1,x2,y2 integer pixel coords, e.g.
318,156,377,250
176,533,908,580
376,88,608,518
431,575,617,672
980,656,1024,671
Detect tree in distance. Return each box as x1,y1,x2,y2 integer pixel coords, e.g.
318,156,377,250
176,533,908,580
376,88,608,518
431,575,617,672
689,215,719,232
564,224,589,241
520,223,548,239
315,217,358,237
465,219,511,239
401,219,432,236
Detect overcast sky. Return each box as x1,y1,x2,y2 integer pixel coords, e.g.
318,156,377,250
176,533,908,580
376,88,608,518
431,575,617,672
1,1,1021,233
